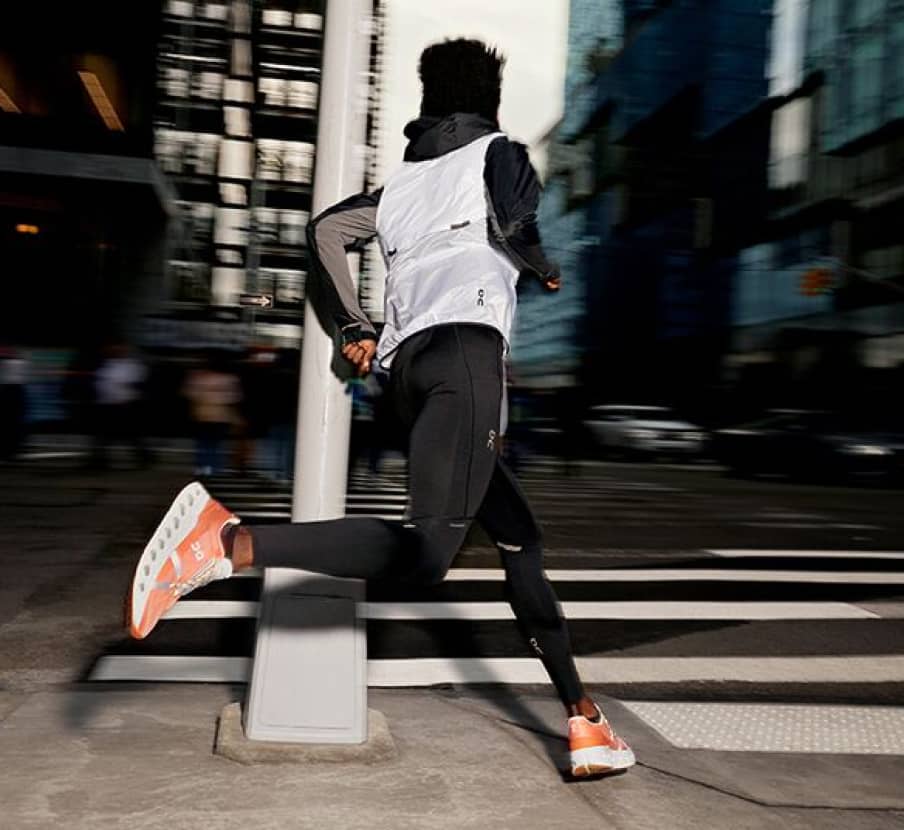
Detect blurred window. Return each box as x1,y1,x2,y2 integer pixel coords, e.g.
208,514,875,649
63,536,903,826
189,134,220,176
224,79,254,104
262,9,293,27
188,202,215,246
257,139,283,180
217,249,244,266
254,208,280,243
220,183,248,206
214,207,249,246
162,67,191,98
259,268,306,307
295,13,323,31
200,2,229,21
769,97,810,189
231,1,252,34
232,39,252,76
155,129,183,173
283,141,314,183
218,139,254,179
167,0,194,17
224,106,251,137
259,77,287,107
156,130,220,177
275,269,305,306
279,210,308,246
769,0,808,97
193,71,224,100
287,80,318,110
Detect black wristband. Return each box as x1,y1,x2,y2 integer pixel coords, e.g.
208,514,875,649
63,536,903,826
341,325,378,346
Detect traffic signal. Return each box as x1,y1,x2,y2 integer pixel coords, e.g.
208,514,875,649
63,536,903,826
800,267,834,296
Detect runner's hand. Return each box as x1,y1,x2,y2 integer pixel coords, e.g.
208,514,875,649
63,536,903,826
542,274,561,292
341,339,377,376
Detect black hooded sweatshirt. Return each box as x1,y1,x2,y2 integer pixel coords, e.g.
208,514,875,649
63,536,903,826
306,112,559,345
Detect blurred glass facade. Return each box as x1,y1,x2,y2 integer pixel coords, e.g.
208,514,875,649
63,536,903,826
517,0,904,424
147,0,385,353
147,1,323,352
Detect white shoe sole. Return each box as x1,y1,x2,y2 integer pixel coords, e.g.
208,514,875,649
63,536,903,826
129,481,212,636
570,744,636,777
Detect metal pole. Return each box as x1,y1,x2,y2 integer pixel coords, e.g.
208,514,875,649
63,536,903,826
244,0,372,744
292,4,369,522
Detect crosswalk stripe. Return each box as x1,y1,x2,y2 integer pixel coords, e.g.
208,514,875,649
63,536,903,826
20,451,85,460
89,654,904,685
230,566,904,584
163,599,882,621
709,549,904,560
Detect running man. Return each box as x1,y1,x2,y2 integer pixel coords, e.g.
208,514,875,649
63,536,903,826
126,38,634,778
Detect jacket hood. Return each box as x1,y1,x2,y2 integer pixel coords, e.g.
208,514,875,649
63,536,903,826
402,113,499,162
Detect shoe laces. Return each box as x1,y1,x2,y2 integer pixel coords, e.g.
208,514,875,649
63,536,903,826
163,559,221,598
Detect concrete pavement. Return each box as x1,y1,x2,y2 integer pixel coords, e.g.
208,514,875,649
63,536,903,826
1,457,902,829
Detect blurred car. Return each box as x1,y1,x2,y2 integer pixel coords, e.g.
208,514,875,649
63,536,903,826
583,405,706,459
712,410,904,482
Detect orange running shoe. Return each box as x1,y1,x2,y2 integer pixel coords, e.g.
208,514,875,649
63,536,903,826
127,482,239,639
568,706,636,778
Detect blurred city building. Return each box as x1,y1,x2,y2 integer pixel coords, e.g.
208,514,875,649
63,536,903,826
729,0,904,418
515,0,772,420
516,0,903,424
145,0,386,354
1,0,384,433
512,0,624,392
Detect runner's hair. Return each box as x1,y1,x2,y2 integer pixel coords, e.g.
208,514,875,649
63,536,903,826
418,38,505,122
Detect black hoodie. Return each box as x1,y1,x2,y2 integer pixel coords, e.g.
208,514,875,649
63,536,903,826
307,113,559,345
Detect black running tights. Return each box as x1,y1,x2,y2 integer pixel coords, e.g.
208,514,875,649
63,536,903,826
248,324,585,705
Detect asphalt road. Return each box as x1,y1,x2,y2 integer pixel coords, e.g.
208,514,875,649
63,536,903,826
14,451,885,704
505,457,904,553
3,447,903,828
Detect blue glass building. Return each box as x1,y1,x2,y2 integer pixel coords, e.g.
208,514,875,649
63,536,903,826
515,0,774,418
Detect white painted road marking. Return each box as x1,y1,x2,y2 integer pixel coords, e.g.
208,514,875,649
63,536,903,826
232,566,904,584
163,599,884,621
709,549,904,560
89,654,904,686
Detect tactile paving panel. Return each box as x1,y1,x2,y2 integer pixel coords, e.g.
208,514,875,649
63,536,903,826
623,702,904,754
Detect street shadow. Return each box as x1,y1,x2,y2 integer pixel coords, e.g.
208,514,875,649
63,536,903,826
72,569,578,775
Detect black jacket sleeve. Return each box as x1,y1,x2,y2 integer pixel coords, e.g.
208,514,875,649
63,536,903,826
306,189,382,344
483,137,559,282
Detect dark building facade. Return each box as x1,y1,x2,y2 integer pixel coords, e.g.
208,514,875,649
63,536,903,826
0,1,171,348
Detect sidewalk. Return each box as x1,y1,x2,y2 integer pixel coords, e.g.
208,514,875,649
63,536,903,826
0,461,902,830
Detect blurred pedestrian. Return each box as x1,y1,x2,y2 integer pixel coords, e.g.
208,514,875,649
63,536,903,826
183,351,242,477
90,343,152,469
0,346,28,462
233,348,272,476
264,349,299,483
126,38,634,779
